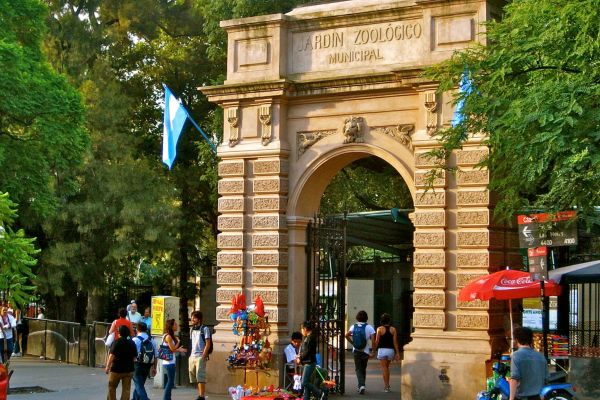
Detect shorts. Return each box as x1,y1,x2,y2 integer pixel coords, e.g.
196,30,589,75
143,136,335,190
188,356,207,383
377,348,395,360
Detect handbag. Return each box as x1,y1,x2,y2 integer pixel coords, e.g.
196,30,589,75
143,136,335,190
158,336,173,361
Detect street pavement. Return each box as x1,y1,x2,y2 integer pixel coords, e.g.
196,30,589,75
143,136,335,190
8,355,401,400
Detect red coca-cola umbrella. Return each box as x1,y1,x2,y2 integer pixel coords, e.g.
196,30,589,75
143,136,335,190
458,269,561,301
459,269,561,351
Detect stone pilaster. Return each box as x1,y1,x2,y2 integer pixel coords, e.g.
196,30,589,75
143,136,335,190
249,158,289,331
411,143,447,331
454,146,496,332
216,160,246,321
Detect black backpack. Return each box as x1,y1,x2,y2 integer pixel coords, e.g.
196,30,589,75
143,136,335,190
137,336,155,364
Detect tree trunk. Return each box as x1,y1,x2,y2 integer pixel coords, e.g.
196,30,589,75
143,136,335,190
86,288,105,323
179,244,190,334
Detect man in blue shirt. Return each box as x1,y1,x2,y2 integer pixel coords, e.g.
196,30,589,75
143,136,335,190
510,327,548,400
131,322,157,400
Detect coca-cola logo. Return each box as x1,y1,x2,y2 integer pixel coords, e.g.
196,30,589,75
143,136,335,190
499,277,532,286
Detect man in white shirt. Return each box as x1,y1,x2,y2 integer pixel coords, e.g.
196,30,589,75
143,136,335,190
345,310,376,395
189,310,212,400
0,306,17,362
127,302,142,325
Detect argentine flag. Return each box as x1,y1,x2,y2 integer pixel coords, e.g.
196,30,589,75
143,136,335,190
451,71,473,128
162,85,188,169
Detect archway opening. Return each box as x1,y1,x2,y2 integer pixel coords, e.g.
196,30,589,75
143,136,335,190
303,155,415,393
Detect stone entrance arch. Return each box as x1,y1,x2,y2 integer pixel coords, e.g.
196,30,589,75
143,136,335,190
202,1,514,399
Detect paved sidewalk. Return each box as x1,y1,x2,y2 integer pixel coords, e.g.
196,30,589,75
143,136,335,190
8,355,401,400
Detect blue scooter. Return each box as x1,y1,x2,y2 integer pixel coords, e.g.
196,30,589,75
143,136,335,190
477,360,576,400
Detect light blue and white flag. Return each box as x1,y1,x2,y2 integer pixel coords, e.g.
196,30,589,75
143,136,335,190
451,71,473,128
162,84,188,169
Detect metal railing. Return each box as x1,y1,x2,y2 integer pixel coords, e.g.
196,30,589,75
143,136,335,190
23,318,111,367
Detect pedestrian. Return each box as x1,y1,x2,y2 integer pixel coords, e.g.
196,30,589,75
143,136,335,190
127,302,142,325
371,313,400,392
108,308,133,343
345,310,376,395
105,324,137,400
11,307,23,357
132,322,157,400
0,306,17,362
509,327,548,400
37,307,45,319
140,307,152,336
160,318,187,400
296,320,327,400
188,311,212,400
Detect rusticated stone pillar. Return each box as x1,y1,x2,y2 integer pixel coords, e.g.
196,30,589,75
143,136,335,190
249,158,289,331
411,147,448,331
216,159,246,321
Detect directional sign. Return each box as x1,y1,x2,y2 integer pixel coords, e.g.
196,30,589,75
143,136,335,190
527,247,548,281
517,211,577,248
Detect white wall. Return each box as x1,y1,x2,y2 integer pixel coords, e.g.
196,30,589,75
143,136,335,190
346,279,374,350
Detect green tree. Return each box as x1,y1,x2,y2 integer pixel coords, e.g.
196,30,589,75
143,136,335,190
0,193,38,307
39,0,305,323
0,0,89,228
320,157,413,215
426,0,600,223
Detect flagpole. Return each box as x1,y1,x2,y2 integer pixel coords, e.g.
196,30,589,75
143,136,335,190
181,108,217,154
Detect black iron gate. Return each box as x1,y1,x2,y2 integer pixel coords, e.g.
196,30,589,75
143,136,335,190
306,215,346,394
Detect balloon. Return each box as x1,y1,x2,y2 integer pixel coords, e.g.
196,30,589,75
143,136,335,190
254,296,265,317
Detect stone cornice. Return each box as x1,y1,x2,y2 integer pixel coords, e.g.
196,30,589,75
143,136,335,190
200,80,292,104
200,69,437,103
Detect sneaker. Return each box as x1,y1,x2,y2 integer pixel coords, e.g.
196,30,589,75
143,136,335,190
359,386,366,395
10,353,16,358
384,387,391,393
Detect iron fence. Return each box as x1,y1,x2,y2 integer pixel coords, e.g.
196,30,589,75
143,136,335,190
569,282,600,357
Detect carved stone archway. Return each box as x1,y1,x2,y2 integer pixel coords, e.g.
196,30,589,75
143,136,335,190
202,1,515,399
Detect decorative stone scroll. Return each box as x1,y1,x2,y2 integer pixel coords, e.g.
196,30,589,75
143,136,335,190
424,92,438,136
343,116,365,144
227,107,240,147
258,105,272,146
371,124,415,150
297,130,336,157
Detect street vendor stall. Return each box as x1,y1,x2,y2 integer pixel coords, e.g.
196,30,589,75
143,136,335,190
549,260,600,400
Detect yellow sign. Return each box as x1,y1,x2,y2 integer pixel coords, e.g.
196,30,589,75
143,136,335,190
152,297,165,335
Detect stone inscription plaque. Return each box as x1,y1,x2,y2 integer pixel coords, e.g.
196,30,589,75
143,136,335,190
290,19,425,74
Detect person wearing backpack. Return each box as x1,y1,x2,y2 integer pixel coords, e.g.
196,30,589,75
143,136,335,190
132,321,157,400
345,310,376,395
188,310,212,400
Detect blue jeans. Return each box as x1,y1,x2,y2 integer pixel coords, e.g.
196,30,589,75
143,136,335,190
0,338,14,362
302,363,322,400
162,364,176,400
132,363,151,400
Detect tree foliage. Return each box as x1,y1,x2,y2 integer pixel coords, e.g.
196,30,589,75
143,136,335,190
0,193,38,307
0,0,89,227
37,0,307,321
320,157,413,215
426,0,600,223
